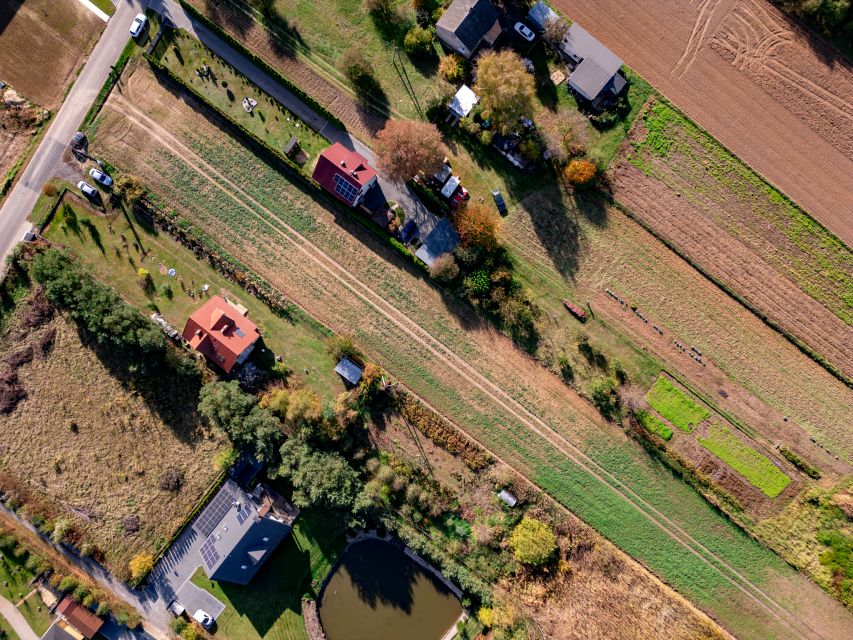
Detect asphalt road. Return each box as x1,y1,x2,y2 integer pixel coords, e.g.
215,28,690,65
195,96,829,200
0,0,148,269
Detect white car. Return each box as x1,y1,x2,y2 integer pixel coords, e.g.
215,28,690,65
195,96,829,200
89,167,113,187
129,13,147,39
193,610,214,630
77,181,98,199
514,22,535,42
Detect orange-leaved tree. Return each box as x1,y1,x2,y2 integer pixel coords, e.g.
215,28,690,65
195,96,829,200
454,202,502,252
474,50,535,134
564,159,597,187
375,120,448,182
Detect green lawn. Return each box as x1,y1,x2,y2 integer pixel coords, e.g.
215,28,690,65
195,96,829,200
645,376,709,433
89,0,115,16
191,508,346,640
699,424,791,498
0,612,21,640
636,410,673,441
156,28,328,165
16,593,51,637
43,197,345,399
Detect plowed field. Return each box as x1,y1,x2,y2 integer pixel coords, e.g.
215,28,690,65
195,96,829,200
610,99,853,378
551,0,853,245
87,66,853,640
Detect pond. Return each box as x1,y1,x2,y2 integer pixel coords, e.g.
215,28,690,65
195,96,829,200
319,538,463,640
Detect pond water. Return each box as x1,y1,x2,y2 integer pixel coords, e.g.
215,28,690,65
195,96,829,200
319,538,462,640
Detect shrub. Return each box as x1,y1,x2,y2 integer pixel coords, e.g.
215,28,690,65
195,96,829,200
463,270,491,297
478,129,494,146
429,253,459,281
95,601,110,616
438,54,465,82
51,518,72,544
159,467,183,492
325,334,362,362
212,447,239,471
564,159,597,187
71,584,89,604
590,377,621,420
114,174,145,204
157,283,173,299
79,543,96,558
41,183,58,198
339,48,374,86
404,26,434,55
58,576,78,593
509,516,556,566
128,553,154,581
170,618,188,634
364,0,394,19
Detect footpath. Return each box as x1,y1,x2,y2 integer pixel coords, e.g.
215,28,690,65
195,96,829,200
0,595,38,640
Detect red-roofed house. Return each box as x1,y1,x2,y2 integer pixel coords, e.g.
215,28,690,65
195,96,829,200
41,596,104,640
182,296,260,373
312,142,377,207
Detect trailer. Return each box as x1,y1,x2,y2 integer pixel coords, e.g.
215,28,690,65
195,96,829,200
562,299,588,322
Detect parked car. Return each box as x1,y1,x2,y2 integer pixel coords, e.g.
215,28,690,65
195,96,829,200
451,186,469,208
129,13,147,38
492,189,508,215
514,22,535,42
193,610,214,630
77,181,99,200
89,167,113,187
167,601,185,617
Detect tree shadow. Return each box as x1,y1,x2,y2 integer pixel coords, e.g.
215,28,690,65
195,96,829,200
353,77,391,134
80,218,105,254
260,6,309,59
530,46,559,111
203,0,253,36
368,8,413,46
0,0,25,38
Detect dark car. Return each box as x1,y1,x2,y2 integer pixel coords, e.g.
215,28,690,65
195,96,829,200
492,189,508,215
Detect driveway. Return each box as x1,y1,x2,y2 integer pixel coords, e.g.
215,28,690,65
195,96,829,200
149,0,439,237
174,581,224,620
0,0,150,271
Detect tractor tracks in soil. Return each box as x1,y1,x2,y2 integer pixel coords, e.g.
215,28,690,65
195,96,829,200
105,94,833,640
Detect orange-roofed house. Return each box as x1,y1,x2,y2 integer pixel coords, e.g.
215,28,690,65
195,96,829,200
182,296,260,373
312,142,377,207
41,596,104,640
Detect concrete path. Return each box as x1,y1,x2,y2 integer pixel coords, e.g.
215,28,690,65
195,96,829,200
150,0,439,236
0,594,39,640
74,0,111,22
0,0,149,271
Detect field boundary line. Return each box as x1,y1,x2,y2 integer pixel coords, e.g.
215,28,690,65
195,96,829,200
103,95,832,640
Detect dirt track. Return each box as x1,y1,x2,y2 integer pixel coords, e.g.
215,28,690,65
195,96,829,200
552,0,853,246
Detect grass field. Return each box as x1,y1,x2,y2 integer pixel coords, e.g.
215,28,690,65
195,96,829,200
43,195,343,398
191,508,346,640
636,410,673,441
0,292,225,577
84,66,853,640
699,425,791,499
646,376,709,434
156,29,327,165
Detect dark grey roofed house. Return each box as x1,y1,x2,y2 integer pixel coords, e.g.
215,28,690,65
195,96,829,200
415,218,460,267
195,480,299,586
335,357,364,386
559,23,627,108
435,0,502,59
527,0,558,31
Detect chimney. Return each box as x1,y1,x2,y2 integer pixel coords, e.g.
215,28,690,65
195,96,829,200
340,160,346,167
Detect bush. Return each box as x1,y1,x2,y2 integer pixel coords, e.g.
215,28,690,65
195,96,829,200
128,553,154,581
463,270,491,297
213,447,239,471
95,601,110,616
58,576,78,593
508,516,557,566
159,467,183,492
590,377,621,420
114,174,145,204
339,48,374,86
404,26,434,55
564,159,597,187
364,0,394,19
51,518,72,544
41,183,58,198
325,334,363,362
438,54,465,82
429,253,459,281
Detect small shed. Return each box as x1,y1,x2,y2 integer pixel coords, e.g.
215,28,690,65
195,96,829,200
448,85,479,124
335,357,364,386
415,218,460,267
283,136,299,156
498,489,518,507
527,1,558,31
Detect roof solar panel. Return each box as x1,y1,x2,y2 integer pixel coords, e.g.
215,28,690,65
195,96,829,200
194,485,236,537
236,503,252,525
199,536,221,570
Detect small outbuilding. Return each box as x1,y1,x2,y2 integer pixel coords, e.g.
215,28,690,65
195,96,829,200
447,85,479,125
335,357,364,386
526,1,558,31
415,218,460,267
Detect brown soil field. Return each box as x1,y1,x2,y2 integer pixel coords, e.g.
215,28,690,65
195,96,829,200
508,188,853,471
0,290,225,577
372,412,733,640
0,86,42,189
551,0,853,246
86,66,853,640
609,101,853,379
185,0,386,140
0,0,103,108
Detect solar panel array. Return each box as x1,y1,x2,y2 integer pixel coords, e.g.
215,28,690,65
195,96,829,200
236,503,253,525
194,485,236,537
333,174,359,203
199,536,221,570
